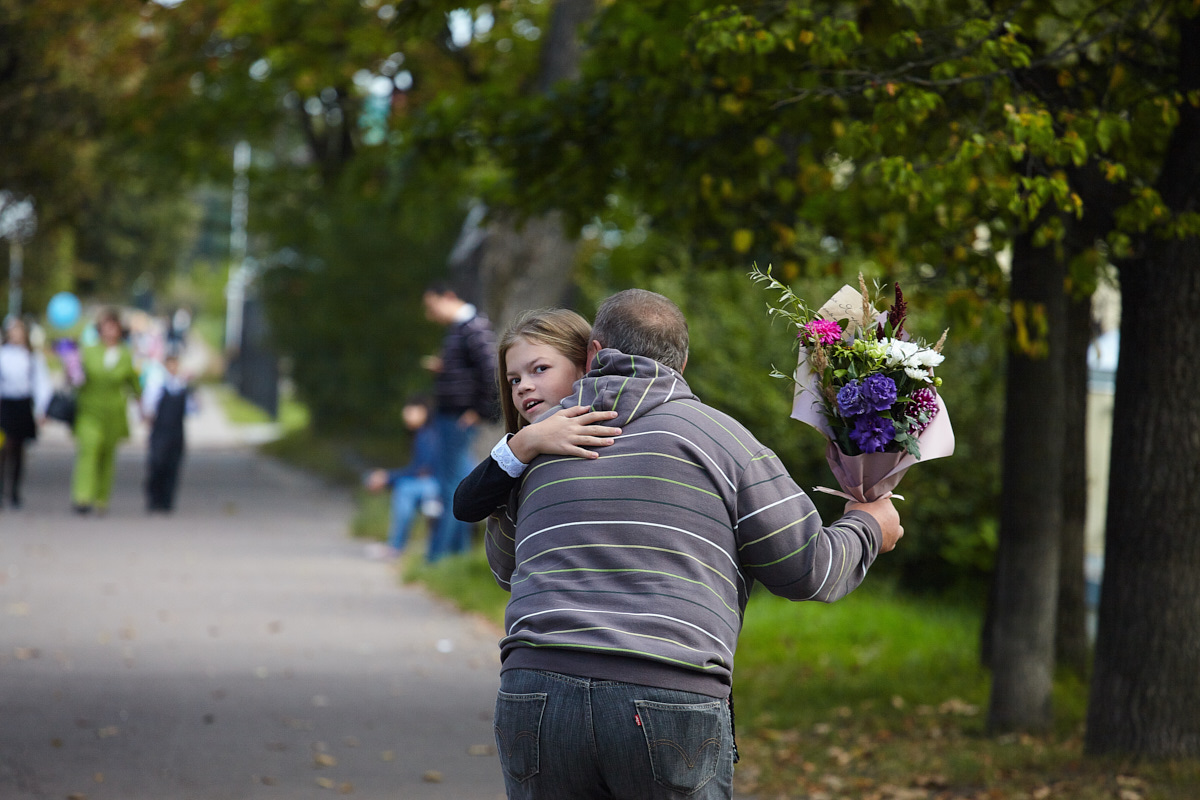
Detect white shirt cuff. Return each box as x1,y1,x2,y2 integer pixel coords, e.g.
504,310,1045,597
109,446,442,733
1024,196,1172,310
491,435,528,478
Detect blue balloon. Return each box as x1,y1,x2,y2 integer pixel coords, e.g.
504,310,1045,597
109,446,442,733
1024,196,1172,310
47,292,81,329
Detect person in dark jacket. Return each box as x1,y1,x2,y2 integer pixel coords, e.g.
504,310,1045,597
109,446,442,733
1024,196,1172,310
141,351,193,513
486,289,905,800
363,396,441,560
421,283,499,561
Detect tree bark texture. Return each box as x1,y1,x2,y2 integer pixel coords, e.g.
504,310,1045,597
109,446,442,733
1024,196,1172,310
986,228,1067,733
471,209,580,333
1085,12,1200,758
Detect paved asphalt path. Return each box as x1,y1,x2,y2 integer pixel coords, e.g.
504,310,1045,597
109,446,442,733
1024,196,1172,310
0,404,506,800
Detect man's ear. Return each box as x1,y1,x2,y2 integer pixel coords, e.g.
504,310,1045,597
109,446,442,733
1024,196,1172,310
679,354,687,373
586,340,603,370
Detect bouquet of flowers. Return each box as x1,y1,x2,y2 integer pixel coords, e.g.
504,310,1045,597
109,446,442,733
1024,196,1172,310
752,267,955,502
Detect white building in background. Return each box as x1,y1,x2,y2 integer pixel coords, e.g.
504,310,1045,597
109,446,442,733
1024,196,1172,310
1084,282,1120,636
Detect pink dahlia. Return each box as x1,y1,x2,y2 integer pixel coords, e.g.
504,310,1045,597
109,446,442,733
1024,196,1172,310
801,318,843,345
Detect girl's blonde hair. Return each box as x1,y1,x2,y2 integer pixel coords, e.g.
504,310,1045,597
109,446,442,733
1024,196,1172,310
497,308,592,434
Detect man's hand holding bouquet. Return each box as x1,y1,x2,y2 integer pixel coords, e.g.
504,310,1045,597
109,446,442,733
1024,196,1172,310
752,267,955,503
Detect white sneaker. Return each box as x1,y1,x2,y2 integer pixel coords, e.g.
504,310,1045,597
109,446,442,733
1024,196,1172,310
364,543,399,561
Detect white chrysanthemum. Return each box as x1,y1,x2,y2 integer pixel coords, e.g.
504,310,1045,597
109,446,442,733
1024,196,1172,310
913,349,945,368
905,365,933,382
884,339,919,367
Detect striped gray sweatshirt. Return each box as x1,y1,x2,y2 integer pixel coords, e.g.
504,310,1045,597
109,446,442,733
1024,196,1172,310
485,349,883,698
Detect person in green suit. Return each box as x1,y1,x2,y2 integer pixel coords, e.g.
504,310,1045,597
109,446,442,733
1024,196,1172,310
72,308,141,514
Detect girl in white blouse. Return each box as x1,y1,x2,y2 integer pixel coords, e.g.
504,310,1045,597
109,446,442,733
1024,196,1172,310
0,317,52,509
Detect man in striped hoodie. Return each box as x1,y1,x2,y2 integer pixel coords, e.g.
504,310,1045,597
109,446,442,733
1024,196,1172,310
486,289,903,800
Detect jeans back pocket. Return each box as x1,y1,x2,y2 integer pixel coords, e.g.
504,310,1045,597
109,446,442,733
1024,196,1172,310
495,691,547,783
634,698,725,795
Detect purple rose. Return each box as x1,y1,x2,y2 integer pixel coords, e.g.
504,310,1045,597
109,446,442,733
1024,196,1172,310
836,380,868,417
861,373,898,412
849,414,896,453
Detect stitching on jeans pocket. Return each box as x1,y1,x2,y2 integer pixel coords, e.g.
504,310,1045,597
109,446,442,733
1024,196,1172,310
495,691,547,783
635,699,724,795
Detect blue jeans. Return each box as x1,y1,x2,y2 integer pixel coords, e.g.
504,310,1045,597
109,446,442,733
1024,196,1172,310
495,669,735,800
388,475,440,551
428,413,477,562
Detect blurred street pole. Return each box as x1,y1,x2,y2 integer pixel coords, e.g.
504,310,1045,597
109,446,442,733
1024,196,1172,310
225,141,251,359
0,192,37,322
6,240,21,321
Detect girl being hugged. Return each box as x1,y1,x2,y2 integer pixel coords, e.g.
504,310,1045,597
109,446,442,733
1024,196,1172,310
453,308,620,524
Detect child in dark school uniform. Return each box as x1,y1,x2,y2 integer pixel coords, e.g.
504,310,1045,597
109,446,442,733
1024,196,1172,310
141,351,194,513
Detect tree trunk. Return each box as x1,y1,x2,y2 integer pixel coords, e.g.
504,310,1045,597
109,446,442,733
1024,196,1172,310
986,227,1067,733
1056,291,1091,678
471,208,581,332
1085,11,1200,757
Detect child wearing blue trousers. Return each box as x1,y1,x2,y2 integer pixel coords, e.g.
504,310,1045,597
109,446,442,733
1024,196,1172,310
364,398,441,560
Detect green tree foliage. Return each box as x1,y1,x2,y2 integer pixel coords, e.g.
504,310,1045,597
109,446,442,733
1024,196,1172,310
108,0,566,427
257,159,466,433
1,0,200,307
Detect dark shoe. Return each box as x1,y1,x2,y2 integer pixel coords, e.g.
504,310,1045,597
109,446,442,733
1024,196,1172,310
72,504,93,515
10,496,20,510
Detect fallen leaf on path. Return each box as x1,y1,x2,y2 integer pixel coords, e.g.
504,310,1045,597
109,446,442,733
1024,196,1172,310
342,736,359,747
96,726,119,739
338,783,354,794
313,753,337,768
938,698,979,715
6,601,29,616
380,751,395,761
260,776,276,785
826,746,852,766
15,647,39,660
316,777,335,789
468,744,496,757
93,773,104,783
422,770,443,783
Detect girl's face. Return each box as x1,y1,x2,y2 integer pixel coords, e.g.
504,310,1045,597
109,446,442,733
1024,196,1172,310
506,337,584,423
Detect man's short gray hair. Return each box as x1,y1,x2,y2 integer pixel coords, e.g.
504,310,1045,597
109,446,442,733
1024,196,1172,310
591,289,689,372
